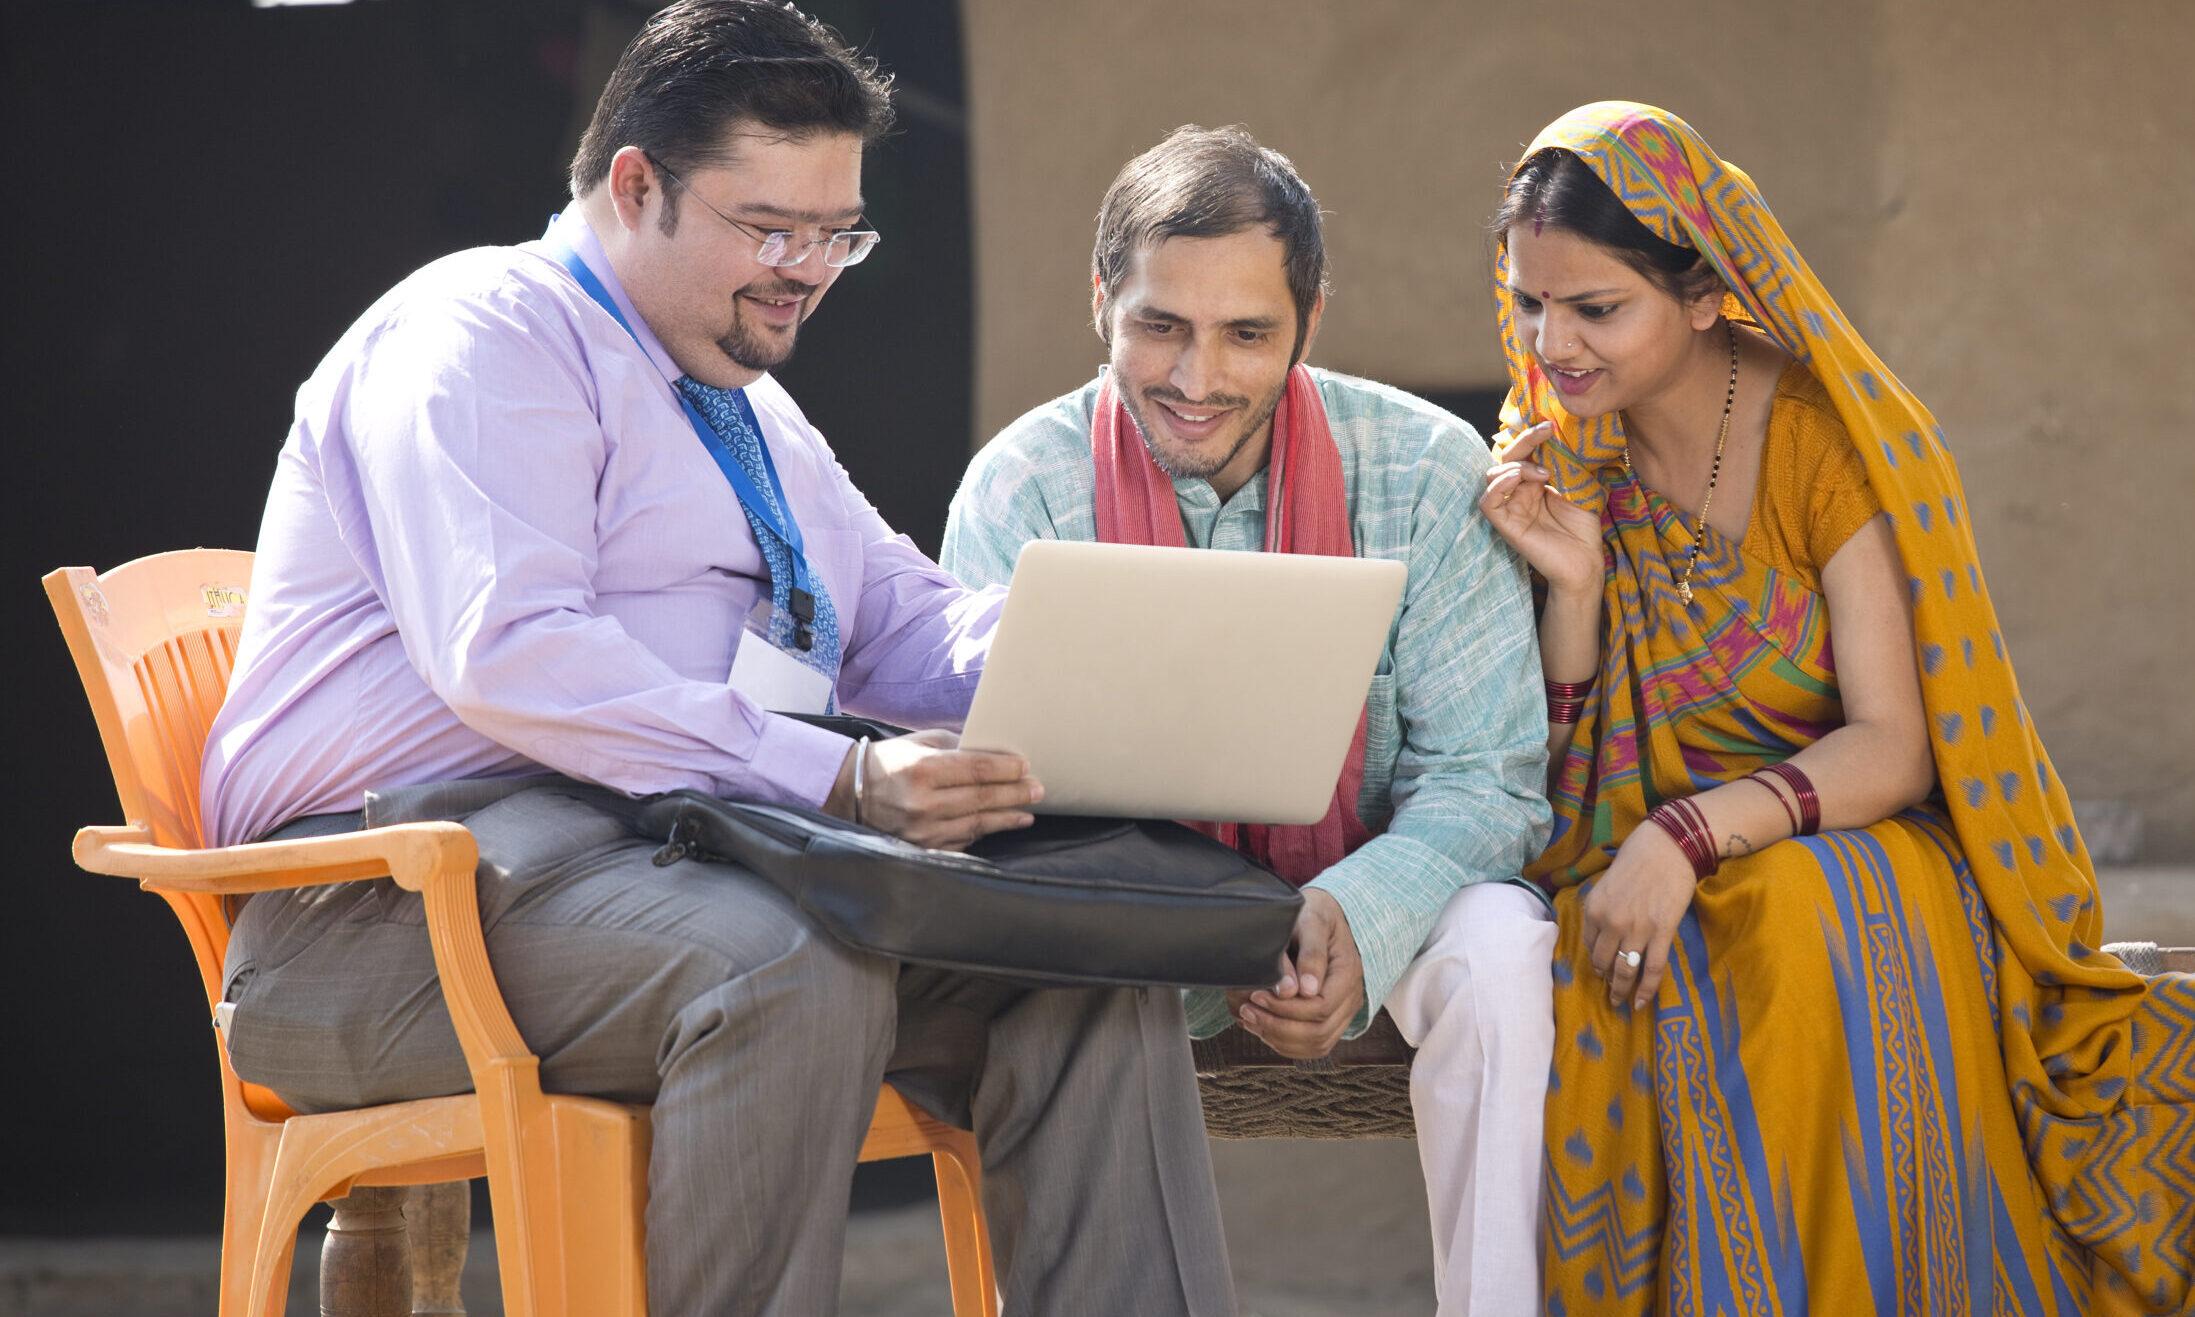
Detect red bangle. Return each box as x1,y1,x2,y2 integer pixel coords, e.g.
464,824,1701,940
1545,678,1592,724
1758,761,1821,836
1744,771,1802,835
1652,799,1716,879
1676,797,1718,875
1646,796,1719,880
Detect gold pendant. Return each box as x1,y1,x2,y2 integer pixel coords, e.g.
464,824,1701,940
1677,578,1693,606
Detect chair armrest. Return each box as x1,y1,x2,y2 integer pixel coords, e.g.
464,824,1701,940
74,821,531,1072
74,823,477,895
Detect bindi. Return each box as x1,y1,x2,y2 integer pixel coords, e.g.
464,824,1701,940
1539,290,1550,300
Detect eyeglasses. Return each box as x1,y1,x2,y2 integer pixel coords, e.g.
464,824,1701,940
647,155,881,268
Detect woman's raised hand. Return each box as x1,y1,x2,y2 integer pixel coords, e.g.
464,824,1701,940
1482,422,1602,596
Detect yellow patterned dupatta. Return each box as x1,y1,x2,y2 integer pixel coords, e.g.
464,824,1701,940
1492,102,2192,1314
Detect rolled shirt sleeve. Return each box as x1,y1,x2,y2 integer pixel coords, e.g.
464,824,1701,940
1296,448,1551,1037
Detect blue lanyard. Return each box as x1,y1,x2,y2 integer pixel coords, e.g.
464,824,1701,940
545,228,820,644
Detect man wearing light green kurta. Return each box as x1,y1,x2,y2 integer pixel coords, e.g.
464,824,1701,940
945,123,1560,1314
944,366,1553,1038
944,363,1561,1310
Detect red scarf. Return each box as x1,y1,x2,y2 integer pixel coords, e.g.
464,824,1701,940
1091,364,1374,885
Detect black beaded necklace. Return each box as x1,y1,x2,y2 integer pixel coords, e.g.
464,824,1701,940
1623,320,1740,605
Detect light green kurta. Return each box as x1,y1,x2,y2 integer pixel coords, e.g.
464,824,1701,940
942,367,1552,1037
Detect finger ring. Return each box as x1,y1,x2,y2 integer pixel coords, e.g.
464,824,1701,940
1618,949,1643,970
1502,490,1515,504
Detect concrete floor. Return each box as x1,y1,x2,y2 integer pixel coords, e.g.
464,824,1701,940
839,1139,1436,1317
0,1139,1435,1317
6,868,2185,1316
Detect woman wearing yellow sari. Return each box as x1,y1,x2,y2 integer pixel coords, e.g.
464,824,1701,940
1479,102,2192,1315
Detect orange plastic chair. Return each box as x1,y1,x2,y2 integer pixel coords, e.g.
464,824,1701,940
46,549,998,1317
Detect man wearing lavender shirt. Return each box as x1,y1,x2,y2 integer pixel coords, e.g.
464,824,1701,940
200,5,1235,1313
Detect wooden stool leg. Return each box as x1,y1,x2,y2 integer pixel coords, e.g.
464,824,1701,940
403,1183,470,1316
321,1187,412,1317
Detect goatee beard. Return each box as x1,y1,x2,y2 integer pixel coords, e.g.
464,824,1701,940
719,322,795,372
719,284,809,372
1124,385,1283,482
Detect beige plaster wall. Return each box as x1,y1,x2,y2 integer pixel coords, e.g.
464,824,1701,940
963,1,2193,857
1856,0,2195,858
963,0,1885,423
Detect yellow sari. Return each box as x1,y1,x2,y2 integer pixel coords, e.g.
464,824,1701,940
1495,103,2193,1315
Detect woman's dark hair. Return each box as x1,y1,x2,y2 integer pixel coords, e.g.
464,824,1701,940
1093,124,1327,362
1489,147,1723,305
568,0,894,224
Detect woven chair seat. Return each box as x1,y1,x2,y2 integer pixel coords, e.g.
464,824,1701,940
1193,944,2190,1141
2102,940,2195,975
1194,1011,1416,1139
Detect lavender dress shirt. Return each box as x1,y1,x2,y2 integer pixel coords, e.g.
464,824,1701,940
201,211,1001,847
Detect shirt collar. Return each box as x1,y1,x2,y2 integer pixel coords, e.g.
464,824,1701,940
539,209,683,384
1171,468,1268,513
1088,370,1274,515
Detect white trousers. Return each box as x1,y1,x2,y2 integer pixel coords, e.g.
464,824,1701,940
1383,881,1557,1317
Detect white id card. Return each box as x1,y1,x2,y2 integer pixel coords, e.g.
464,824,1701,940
727,600,833,715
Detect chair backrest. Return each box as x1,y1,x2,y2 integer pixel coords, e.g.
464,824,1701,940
45,548,255,1007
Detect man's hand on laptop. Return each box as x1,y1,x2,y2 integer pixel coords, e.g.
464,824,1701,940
1227,890,1365,1060
826,729,1043,851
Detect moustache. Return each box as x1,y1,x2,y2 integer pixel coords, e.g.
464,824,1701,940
1144,386,1249,411
743,281,814,302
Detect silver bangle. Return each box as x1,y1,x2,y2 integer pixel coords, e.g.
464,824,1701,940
851,736,871,827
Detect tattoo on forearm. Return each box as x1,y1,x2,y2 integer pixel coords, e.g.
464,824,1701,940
1724,833,1755,858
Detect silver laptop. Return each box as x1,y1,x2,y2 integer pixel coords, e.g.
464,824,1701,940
958,539,1405,823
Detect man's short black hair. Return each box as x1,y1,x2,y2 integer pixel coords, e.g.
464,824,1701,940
568,0,894,223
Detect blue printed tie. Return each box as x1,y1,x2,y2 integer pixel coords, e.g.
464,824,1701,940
674,378,843,689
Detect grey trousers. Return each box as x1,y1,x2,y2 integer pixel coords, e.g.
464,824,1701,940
221,777,1236,1316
